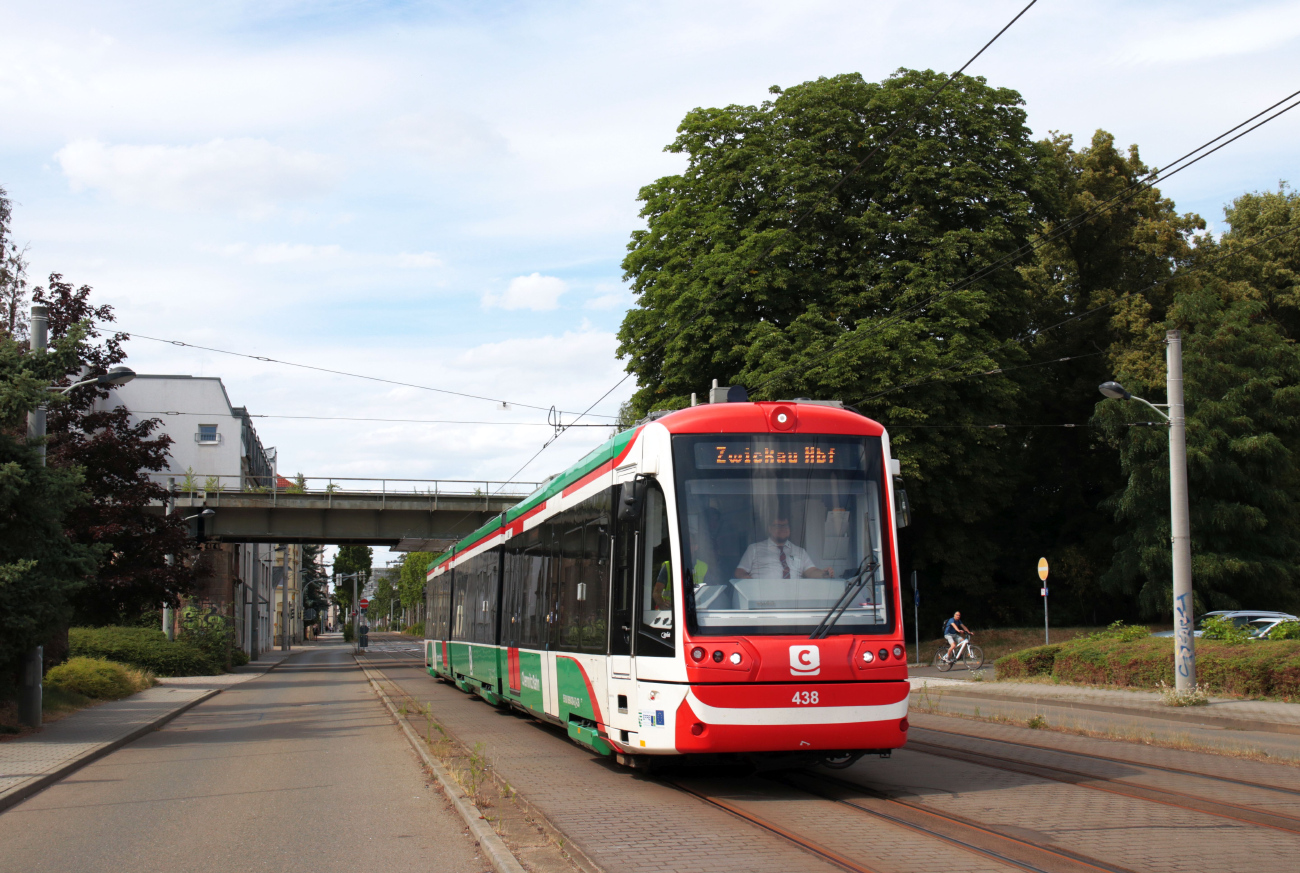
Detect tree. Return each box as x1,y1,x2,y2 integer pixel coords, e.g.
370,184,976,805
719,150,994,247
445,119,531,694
399,551,436,616
371,570,398,627
1099,185,1300,617
300,544,330,627
0,324,99,682
331,545,372,611
34,276,194,624
619,69,1047,611
0,186,30,341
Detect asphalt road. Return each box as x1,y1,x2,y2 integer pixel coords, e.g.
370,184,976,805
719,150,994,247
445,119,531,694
0,641,485,873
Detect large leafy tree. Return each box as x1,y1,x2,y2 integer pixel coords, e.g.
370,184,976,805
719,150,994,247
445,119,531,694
35,276,194,624
620,70,1047,606
1100,187,1300,616
301,543,330,626
0,325,99,681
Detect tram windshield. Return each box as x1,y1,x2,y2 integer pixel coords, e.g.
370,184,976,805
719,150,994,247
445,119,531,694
673,433,892,637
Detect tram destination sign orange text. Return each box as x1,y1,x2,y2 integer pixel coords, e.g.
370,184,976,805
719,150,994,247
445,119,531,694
695,441,859,469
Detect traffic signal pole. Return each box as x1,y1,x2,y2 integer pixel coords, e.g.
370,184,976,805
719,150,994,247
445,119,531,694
19,304,49,727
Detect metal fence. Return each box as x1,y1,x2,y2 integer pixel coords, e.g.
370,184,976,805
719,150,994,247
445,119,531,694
151,473,541,498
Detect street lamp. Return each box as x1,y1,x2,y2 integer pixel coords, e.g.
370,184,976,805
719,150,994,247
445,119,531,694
17,310,139,725
1098,329,1196,692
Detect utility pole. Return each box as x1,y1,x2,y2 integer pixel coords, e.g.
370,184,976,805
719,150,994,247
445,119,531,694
352,573,359,655
1168,330,1196,692
279,544,289,652
19,304,48,727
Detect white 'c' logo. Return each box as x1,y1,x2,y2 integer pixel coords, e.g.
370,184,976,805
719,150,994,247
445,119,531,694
789,645,820,676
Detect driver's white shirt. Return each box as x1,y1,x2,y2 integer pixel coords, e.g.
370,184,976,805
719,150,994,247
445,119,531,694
736,538,818,579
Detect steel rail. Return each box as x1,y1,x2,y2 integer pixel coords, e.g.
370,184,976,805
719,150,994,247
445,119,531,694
907,739,1300,836
775,772,1132,873
664,778,884,873
912,724,1300,796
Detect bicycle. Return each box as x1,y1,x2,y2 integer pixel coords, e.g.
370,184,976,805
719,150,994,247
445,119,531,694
933,632,983,672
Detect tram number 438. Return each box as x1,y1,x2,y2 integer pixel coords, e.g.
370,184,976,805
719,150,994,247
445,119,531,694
792,691,820,705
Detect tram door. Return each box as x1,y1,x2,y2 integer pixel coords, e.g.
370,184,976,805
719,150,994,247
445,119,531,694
606,483,638,737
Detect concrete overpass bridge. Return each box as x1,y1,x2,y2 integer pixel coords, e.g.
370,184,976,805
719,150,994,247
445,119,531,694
160,476,538,552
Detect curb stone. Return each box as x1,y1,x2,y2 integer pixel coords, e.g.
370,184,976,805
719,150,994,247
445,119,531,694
356,657,529,873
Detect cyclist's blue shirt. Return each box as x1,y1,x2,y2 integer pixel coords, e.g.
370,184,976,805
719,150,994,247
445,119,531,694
944,618,962,635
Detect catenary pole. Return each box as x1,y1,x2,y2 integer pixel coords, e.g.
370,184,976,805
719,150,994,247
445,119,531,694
19,304,49,727
911,570,920,666
352,574,359,655
1168,330,1196,691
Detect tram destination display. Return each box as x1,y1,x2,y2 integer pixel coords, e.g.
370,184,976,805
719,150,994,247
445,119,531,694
695,439,865,470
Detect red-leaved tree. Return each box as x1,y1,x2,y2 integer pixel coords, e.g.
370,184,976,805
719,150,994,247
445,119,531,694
35,275,194,625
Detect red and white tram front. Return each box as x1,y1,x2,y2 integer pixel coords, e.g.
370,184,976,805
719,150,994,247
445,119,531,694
620,403,909,762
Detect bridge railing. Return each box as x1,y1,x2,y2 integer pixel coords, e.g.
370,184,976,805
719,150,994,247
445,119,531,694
151,473,541,498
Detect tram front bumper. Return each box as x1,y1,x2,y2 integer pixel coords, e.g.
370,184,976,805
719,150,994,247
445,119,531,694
672,680,910,754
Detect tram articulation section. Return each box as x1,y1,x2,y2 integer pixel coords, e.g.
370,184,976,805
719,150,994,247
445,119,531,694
422,397,912,767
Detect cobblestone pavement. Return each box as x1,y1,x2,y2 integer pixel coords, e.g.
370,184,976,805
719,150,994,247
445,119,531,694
843,734,1300,873
0,642,484,873
365,647,1300,873
362,651,851,873
911,683,1300,761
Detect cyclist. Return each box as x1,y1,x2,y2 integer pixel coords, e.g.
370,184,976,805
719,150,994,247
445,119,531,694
942,611,971,663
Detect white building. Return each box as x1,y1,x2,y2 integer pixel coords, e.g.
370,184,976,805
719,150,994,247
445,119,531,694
96,374,295,656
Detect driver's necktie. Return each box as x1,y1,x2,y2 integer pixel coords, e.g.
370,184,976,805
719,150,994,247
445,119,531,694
778,546,791,579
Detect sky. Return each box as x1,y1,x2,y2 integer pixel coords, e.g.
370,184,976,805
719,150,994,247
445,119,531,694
3,0,1298,569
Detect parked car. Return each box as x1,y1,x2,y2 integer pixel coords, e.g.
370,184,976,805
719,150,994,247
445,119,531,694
1151,610,1298,638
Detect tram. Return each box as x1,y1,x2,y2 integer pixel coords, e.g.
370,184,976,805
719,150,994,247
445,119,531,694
423,392,912,767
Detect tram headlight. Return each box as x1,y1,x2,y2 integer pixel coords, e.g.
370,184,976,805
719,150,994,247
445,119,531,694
712,650,724,663
892,645,905,659
691,647,706,662
861,650,874,663
878,648,889,661
729,652,742,665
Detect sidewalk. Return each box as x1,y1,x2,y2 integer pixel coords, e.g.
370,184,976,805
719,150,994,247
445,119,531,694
908,675,1300,760
0,647,296,813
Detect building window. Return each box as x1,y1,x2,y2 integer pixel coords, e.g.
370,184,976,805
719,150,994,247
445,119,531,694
198,424,219,443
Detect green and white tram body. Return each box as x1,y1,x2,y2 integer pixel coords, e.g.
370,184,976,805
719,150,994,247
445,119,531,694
424,399,911,766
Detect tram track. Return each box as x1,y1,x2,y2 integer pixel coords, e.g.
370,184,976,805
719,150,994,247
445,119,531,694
666,771,1135,873
905,730,1300,836
912,723,1300,794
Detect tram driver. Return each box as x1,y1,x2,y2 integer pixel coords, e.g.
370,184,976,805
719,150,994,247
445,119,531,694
734,515,835,580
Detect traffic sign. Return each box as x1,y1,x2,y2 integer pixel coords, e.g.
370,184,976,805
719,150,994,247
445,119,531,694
1037,557,1049,581
360,598,370,610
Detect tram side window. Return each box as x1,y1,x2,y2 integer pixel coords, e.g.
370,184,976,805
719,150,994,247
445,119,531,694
638,481,675,657
451,566,467,640
430,571,452,639
465,550,500,644
552,489,612,654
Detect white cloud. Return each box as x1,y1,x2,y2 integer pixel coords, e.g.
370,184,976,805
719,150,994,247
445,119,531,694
584,284,632,311
388,110,510,163
250,243,342,264
55,138,338,212
483,273,568,311
396,251,444,269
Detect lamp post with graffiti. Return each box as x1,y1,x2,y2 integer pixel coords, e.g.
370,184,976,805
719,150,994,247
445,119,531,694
1099,329,1195,692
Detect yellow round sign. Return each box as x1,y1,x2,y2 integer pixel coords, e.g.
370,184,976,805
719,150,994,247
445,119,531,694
1038,557,1049,581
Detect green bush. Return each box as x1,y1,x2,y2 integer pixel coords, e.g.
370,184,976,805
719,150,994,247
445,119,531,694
1266,621,1300,640
403,622,425,637
231,648,250,667
45,657,155,700
1082,620,1151,643
343,623,355,643
995,644,1061,679
69,627,222,677
1200,615,1254,644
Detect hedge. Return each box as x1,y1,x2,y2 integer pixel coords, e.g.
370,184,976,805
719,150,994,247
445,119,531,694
995,636,1300,700
68,627,222,677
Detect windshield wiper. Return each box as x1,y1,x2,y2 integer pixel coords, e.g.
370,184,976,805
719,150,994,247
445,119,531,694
809,556,880,639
